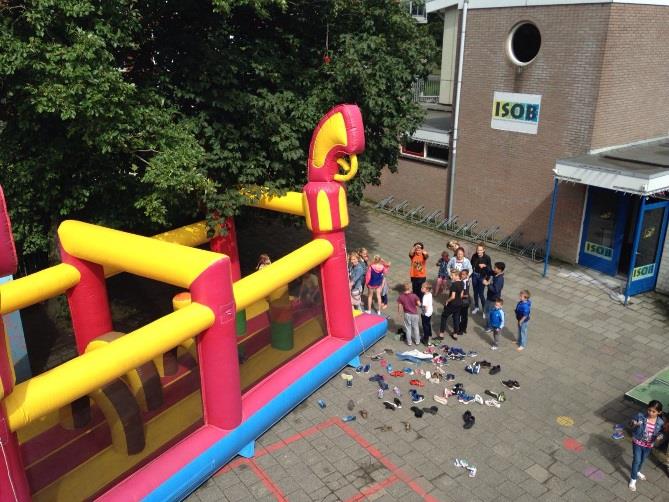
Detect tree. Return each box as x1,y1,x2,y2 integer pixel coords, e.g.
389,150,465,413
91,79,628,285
0,0,434,259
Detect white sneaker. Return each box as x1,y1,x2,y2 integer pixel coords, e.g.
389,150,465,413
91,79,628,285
471,308,479,314
629,480,637,492
482,313,486,319
474,394,484,405
637,472,646,481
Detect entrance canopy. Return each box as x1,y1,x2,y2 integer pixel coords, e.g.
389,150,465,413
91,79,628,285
544,138,669,303
554,138,669,196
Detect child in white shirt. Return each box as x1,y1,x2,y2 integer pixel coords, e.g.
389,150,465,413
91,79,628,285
420,282,433,345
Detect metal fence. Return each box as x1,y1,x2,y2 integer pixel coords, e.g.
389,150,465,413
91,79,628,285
373,196,545,262
411,75,440,104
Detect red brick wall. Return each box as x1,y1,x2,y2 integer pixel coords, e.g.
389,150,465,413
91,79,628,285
590,5,669,150
453,4,611,261
364,157,448,212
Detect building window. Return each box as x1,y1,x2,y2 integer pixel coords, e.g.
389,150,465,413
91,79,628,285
507,22,541,66
400,140,449,166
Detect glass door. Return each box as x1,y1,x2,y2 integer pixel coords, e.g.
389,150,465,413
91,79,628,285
579,187,629,276
626,201,669,296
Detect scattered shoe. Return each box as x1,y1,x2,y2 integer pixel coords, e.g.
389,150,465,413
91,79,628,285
363,364,371,373
434,395,448,405
347,400,355,411
384,348,394,354
485,399,501,408
355,365,363,373
489,365,501,375
501,380,516,390
386,363,394,373
380,359,388,368
479,360,492,368
410,379,425,387
411,392,425,404
379,380,389,391
317,399,326,409
342,415,356,422
467,466,477,478
463,411,475,429
425,371,432,380
359,409,368,419
467,351,478,357
458,394,475,405
401,421,412,432
422,405,439,415
383,401,397,410
410,406,424,418
394,397,402,409
393,386,402,397
512,381,520,389
375,425,393,431
474,394,484,405
377,389,384,399
611,431,624,440
390,370,405,377
446,373,455,381
403,367,415,375
368,374,384,383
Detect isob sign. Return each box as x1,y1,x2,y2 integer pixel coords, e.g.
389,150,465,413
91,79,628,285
491,92,542,134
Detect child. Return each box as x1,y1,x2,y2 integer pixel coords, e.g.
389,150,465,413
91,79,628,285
435,251,450,295
438,269,463,341
397,283,421,346
514,290,532,351
470,243,492,314
488,298,505,350
420,282,433,345
380,258,392,309
446,247,473,276
458,269,471,336
365,255,387,314
256,253,272,270
409,242,429,299
629,400,665,492
348,252,365,311
483,262,505,329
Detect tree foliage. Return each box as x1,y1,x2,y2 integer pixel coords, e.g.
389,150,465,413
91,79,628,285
0,0,434,257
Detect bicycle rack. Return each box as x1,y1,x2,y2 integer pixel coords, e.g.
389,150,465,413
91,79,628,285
375,196,395,211
420,210,442,226
406,205,426,222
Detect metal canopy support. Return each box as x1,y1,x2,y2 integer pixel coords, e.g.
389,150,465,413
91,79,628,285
624,195,647,305
543,177,560,277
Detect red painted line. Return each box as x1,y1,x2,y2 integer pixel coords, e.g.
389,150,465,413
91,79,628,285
345,475,398,502
337,419,440,502
246,461,289,501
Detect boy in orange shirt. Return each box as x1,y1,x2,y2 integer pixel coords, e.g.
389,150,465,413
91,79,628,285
409,242,429,299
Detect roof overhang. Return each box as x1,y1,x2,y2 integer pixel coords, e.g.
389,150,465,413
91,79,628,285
554,160,669,195
426,0,669,11
411,129,451,147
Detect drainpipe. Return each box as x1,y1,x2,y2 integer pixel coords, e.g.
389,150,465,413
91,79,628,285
447,0,469,217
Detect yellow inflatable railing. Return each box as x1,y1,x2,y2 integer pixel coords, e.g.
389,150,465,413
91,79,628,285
0,264,80,315
3,302,214,432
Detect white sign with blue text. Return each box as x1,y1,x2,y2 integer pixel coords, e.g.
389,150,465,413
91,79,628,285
491,92,542,135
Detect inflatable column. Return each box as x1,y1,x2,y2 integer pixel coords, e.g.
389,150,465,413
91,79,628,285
210,218,246,336
304,104,365,341
0,186,32,501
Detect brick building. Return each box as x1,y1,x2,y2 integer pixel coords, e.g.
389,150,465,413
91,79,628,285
366,0,669,297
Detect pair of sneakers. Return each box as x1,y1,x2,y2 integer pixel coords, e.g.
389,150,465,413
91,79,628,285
501,380,520,390
465,362,481,375
409,389,425,404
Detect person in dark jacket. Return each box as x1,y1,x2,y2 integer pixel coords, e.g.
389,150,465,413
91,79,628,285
483,262,505,330
470,243,492,314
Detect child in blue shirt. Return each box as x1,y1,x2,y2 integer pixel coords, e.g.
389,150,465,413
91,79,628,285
483,262,505,329
488,298,505,350
514,290,532,351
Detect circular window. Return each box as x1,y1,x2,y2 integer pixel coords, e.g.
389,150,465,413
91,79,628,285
507,22,541,66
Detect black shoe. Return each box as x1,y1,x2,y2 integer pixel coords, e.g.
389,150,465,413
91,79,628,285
394,397,402,409
512,381,520,389
410,406,424,418
422,406,438,415
501,380,515,390
489,365,501,375
479,360,492,368
383,401,397,410
463,410,472,421
463,414,475,429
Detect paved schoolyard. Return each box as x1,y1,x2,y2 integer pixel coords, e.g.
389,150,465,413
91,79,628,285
191,204,669,502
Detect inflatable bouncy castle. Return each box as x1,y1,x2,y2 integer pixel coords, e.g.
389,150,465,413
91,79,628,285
0,104,387,501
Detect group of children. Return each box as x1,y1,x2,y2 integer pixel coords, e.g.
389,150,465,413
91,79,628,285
348,247,391,315
397,241,532,351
